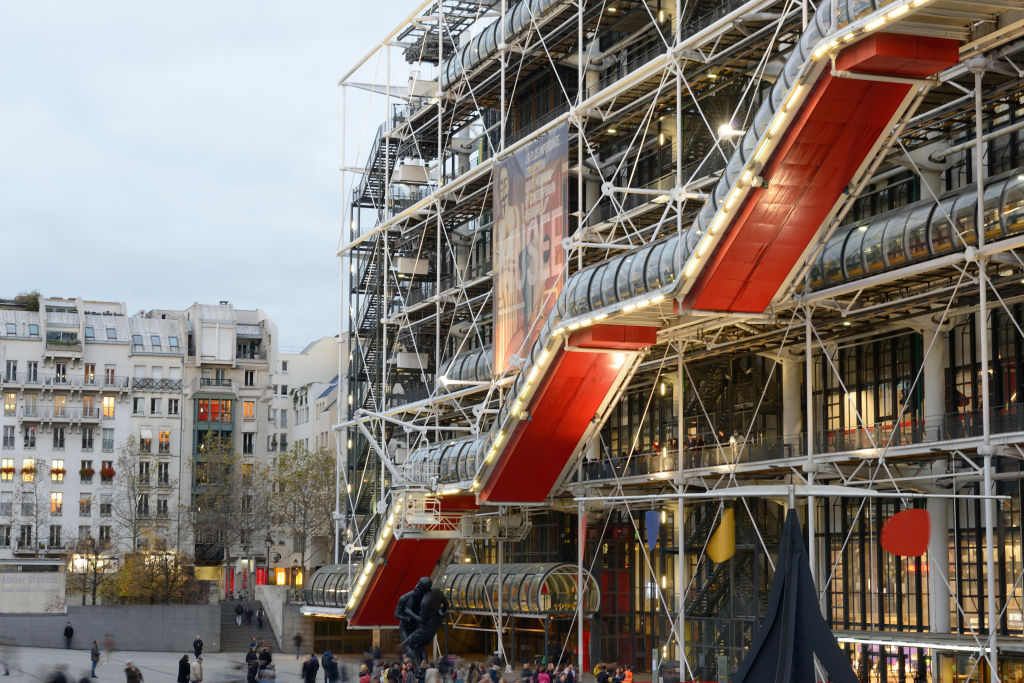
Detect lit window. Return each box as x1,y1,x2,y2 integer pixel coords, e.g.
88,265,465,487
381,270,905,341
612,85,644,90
0,458,13,481
159,431,170,454
22,458,35,482
243,401,255,420
3,393,15,416
51,492,63,515
139,430,152,453
102,396,115,419
51,459,65,482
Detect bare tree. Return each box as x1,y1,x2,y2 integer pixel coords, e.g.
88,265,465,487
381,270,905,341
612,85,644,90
192,433,272,591
15,457,51,555
110,436,151,553
64,535,117,605
270,442,335,582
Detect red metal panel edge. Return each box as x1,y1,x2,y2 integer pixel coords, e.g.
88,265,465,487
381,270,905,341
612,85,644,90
836,33,959,79
569,324,659,349
347,537,451,627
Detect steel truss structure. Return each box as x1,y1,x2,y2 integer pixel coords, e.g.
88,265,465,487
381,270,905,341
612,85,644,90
326,0,1024,680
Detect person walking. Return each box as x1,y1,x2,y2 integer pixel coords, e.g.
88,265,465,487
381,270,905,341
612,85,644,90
301,654,320,683
124,661,143,683
425,663,440,683
176,655,190,683
324,656,339,683
236,604,244,627
63,622,74,649
189,656,203,683
257,608,265,630
192,636,203,659
293,633,304,660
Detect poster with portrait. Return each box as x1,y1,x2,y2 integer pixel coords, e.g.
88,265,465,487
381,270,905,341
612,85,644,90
493,122,568,375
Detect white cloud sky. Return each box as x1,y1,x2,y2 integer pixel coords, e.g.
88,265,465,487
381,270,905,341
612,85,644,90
0,0,410,349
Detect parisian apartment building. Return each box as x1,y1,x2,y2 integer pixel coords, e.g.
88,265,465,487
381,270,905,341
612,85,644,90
0,295,339,591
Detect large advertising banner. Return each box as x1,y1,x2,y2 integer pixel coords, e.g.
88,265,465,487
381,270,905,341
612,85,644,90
493,122,568,375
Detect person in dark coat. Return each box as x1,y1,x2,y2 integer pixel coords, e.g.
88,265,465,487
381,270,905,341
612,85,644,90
302,654,320,683
258,648,272,670
324,657,340,683
247,660,260,683
246,647,259,667
63,623,74,649
91,640,102,678
192,636,204,658
177,655,191,683
124,661,143,683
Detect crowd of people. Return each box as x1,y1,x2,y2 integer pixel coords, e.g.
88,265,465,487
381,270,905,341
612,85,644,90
355,654,579,683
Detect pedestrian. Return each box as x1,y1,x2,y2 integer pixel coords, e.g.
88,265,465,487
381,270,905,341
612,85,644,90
537,669,550,683
258,648,272,670
325,656,339,683
360,665,372,683
236,604,244,627
257,608,265,630
63,622,74,649
192,635,203,659
622,667,632,683
294,632,304,660
245,607,254,625
249,637,258,651
426,663,441,683
246,646,259,668
189,656,203,683
177,655,190,683
322,649,334,676
247,659,260,683
88,640,102,678
124,661,143,683
302,654,320,683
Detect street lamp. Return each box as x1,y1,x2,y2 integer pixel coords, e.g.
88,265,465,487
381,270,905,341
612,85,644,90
264,532,273,584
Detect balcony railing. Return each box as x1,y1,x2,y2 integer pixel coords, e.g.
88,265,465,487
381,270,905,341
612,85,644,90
235,350,267,360
131,378,184,391
579,407,1024,482
199,378,232,387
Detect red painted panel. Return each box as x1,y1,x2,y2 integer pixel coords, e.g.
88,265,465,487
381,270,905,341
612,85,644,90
480,347,631,503
837,33,960,79
684,34,958,313
570,324,659,349
348,537,450,627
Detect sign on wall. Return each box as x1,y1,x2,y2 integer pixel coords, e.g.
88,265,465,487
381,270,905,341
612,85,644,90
0,572,66,613
493,122,568,375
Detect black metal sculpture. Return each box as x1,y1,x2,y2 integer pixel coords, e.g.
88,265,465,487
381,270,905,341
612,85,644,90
733,509,858,683
395,577,433,651
402,585,448,664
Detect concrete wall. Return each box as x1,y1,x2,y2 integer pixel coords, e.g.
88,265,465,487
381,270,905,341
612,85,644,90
0,604,221,653
255,585,287,649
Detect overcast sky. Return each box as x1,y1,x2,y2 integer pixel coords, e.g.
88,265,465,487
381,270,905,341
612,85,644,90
0,1,408,349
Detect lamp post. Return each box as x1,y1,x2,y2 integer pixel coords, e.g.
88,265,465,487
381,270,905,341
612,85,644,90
264,532,273,585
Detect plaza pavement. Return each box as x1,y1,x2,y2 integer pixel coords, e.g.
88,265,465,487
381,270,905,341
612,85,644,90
0,644,339,682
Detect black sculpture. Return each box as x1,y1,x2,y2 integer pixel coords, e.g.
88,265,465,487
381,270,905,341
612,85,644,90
402,585,448,664
733,509,858,683
394,577,433,649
